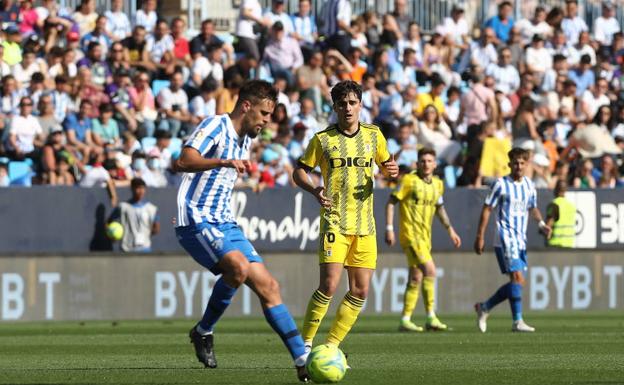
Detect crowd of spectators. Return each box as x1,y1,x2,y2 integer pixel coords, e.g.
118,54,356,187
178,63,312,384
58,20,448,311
0,0,623,190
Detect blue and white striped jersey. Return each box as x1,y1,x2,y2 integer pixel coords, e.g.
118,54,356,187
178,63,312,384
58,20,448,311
176,115,251,227
484,176,537,251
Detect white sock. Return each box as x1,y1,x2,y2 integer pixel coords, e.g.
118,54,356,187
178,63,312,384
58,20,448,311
427,311,436,318
196,324,212,336
401,316,411,322
295,354,308,367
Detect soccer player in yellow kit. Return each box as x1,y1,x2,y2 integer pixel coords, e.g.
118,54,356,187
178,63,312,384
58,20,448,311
293,80,398,351
385,147,461,332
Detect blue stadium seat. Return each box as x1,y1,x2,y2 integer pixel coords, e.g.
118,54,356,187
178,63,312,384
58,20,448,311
151,80,170,97
141,137,157,153
8,161,34,186
168,137,182,154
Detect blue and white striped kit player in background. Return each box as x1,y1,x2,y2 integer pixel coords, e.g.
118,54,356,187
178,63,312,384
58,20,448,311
473,148,552,333
172,80,310,383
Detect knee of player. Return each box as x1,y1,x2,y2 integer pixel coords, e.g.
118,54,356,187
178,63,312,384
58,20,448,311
318,280,339,297
511,272,525,286
267,277,280,294
231,262,250,285
349,287,368,299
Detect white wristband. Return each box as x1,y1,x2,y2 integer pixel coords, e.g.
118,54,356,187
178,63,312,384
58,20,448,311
538,220,546,230
386,225,394,232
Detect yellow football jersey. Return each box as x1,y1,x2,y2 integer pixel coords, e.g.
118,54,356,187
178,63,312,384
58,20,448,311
392,172,444,248
299,123,390,235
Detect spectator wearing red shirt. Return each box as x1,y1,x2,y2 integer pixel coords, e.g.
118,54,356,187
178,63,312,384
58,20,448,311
171,17,192,69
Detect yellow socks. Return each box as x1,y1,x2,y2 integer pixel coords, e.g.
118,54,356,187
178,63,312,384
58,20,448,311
326,292,365,346
401,282,420,320
302,289,332,344
422,276,435,314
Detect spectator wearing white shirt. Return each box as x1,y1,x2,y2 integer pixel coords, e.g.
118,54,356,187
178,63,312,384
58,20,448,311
470,28,498,69
546,29,575,62
146,20,175,76
290,98,320,147
593,2,620,46
542,54,569,93
515,6,552,45
581,78,611,121
134,0,157,32
72,0,97,37
235,0,264,61
485,47,520,95
264,0,294,33
291,0,317,54
191,42,224,89
561,0,588,45
190,78,218,126
7,96,43,160
525,34,553,81
437,6,470,47
12,48,47,89
105,0,131,41
156,71,190,138
569,30,596,66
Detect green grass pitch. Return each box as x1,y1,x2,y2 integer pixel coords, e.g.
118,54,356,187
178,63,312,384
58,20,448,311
1,312,623,385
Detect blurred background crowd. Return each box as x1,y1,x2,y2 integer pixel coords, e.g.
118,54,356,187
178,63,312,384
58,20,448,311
0,0,623,191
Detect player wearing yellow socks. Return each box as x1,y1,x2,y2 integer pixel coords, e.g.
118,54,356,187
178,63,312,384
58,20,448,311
293,80,398,350
385,147,462,332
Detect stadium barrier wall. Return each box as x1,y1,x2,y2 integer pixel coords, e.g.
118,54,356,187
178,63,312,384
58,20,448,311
0,187,622,254
0,251,621,321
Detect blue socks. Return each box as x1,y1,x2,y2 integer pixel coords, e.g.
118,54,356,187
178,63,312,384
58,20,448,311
199,277,238,332
484,282,510,311
483,282,524,321
264,304,307,364
509,283,523,321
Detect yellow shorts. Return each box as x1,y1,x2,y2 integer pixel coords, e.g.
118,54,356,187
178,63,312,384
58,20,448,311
401,241,433,267
318,232,377,269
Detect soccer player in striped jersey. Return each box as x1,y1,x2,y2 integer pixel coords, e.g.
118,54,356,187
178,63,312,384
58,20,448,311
293,80,399,352
473,148,552,333
173,80,309,382
384,147,462,332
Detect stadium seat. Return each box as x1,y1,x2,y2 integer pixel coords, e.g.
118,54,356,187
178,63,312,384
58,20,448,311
141,137,157,153
8,161,34,186
151,80,170,97
168,137,182,154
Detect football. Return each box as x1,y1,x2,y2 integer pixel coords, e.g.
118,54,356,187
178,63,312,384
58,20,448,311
106,221,124,241
305,344,347,383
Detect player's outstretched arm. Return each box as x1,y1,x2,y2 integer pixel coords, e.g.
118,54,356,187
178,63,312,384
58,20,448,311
436,205,461,248
530,207,553,239
474,205,492,255
385,196,398,246
292,165,331,209
173,147,248,173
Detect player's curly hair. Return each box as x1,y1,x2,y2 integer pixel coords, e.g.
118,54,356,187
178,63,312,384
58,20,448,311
237,80,278,106
330,80,362,104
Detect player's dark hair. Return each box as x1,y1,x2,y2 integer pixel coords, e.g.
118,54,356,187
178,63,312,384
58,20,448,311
237,80,278,106
131,177,147,189
418,147,437,158
331,80,362,104
508,148,530,161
